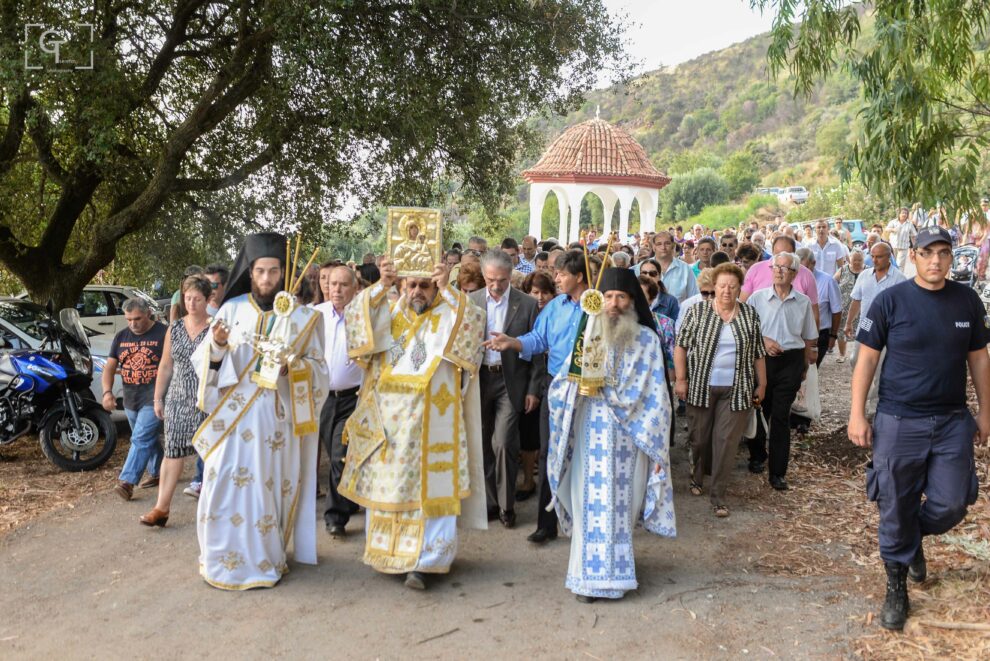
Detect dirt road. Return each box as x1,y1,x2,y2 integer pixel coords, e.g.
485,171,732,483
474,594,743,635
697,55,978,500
0,360,871,659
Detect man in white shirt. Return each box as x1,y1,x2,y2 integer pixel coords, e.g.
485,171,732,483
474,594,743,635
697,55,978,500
746,252,818,491
808,219,848,276
654,231,699,302
893,207,918,276
798,248,843,366
315,264,363,538
469,251,542,529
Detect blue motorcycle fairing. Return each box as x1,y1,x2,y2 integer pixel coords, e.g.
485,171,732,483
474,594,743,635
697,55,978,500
7,352,69,394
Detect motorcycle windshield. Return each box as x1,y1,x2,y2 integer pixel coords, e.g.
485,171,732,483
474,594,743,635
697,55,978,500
59,308,90,349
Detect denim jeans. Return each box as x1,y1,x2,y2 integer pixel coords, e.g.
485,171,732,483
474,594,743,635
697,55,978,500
118,405,164,485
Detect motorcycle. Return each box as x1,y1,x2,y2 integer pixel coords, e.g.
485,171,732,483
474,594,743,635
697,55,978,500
0,308,116,471
950,245,979,289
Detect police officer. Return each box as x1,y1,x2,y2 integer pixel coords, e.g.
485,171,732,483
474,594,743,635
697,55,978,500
848,226,990,631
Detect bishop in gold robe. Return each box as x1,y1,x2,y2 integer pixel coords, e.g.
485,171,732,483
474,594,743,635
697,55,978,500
340,262,487,589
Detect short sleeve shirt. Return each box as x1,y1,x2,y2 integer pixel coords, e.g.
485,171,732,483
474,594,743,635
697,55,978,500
857,280,990,416
110,322,167,411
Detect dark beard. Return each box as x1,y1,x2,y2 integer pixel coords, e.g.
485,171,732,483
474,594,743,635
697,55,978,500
602,308,639,350
251,286,277,311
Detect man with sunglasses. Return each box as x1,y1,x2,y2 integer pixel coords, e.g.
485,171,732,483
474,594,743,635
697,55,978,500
719,234,738,261
849,226,990,631
652,231,699,303
204,264,229,316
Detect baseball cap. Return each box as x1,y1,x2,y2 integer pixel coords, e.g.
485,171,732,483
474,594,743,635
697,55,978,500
914,226,952,249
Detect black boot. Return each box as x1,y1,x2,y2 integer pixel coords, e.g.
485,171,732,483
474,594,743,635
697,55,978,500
880,561,910,631
908,545,927,583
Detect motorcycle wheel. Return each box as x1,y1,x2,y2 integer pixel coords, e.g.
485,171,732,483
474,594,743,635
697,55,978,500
39,405,117,472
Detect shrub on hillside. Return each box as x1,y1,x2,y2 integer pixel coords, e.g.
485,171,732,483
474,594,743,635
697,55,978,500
660,168,731,220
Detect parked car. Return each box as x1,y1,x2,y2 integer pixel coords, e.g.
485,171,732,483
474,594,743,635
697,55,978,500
18,285,163,336
755,187,783,196
778,186,810,204
841,220,868,249
0,298,125,420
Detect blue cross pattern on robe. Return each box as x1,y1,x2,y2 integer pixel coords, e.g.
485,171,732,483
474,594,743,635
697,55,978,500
587,525,607,543
616,470,631,489
634,359,649,376
616,499,629,520
587,415,610,435
623,384,643,401
616,443,634,463
615,554,631,575
627,417,647,438
643,393,659,411
589,471,607,490
587,443,608,462
587,499,608,517
585,554,606,574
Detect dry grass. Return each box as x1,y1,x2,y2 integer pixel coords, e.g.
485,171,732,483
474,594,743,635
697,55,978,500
0,434,126,536
738,362,990,660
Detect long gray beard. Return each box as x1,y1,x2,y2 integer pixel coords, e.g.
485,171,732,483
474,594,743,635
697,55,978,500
602,307,639,350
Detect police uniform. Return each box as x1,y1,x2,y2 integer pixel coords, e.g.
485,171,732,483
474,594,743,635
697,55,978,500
856,226,987,630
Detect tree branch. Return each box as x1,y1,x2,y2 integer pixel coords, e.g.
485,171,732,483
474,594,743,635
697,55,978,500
25,102,68,185
174,143,278,192
0,91,30,177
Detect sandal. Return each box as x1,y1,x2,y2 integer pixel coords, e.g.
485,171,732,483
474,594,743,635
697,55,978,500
713,504,729,518
836,356,846,363
689,480,703,497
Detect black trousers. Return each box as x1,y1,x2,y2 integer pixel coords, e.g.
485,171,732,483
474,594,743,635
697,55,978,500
816,328,831,368
748,348,805,478
536,371,558,533
320,390,359,526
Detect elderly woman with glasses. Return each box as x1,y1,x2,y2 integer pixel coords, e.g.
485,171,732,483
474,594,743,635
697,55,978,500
674,263,766,517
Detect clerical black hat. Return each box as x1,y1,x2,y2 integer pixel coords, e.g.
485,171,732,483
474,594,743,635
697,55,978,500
222,232,287,304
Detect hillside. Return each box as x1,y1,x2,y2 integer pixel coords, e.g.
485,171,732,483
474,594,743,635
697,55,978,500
478,18,874,239
536,27,863,187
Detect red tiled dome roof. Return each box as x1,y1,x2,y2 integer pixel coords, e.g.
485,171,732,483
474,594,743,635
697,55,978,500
523,118,670,189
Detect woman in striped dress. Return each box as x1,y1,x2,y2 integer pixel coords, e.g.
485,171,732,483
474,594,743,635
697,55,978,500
139,276,213,527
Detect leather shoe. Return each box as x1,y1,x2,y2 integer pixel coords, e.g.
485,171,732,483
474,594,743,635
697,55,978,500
748,460,765,474
139,508,169,527
575,594,597,603
499,509,516,529
487,506,499,521
515,487,536,501
404,571,426,590
114,481,134,501
527,528,557,544
326,523,346,538
769,476,789,491
138,475,160,489
908,545,927,583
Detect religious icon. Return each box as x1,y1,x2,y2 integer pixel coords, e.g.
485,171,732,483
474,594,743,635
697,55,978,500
387,207,442,277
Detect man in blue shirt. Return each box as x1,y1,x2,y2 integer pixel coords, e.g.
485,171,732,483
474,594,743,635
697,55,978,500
486,249,588,544
849,226,990,631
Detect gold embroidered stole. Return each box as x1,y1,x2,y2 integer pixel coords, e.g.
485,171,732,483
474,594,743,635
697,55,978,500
193,308,321,461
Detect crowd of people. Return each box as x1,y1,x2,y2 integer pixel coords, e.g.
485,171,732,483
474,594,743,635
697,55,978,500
99,211,988,632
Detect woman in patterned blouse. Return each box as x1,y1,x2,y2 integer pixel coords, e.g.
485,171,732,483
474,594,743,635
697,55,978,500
674,262,766,518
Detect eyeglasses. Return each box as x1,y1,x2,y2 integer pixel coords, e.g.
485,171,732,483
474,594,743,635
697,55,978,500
465,249,482,257
720,242,736,248
915,248,952,260
772,265,796,272
700,290,715,298
641,269,659,277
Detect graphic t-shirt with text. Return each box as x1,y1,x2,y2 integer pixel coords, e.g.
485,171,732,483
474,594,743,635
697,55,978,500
110,322,167,411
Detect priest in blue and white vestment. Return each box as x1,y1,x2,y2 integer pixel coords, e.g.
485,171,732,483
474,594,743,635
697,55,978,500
547,268,676,602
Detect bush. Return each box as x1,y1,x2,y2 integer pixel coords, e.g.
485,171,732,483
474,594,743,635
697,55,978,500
686,194,782,231
660,167,731,220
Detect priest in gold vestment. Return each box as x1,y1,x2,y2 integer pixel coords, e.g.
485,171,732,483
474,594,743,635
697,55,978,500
340,261,487,589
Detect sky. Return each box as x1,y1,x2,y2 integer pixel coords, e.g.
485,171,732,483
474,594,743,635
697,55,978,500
603,0,777,75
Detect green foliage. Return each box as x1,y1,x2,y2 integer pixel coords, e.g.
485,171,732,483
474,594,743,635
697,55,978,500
751,0,990,211
660,168,731,220
0,0,628,306
785,182,895,226
720,149,762,198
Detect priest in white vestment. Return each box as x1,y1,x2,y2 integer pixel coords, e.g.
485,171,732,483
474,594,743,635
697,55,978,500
547,268,676,602
341,260,487,590
192,233,329,590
